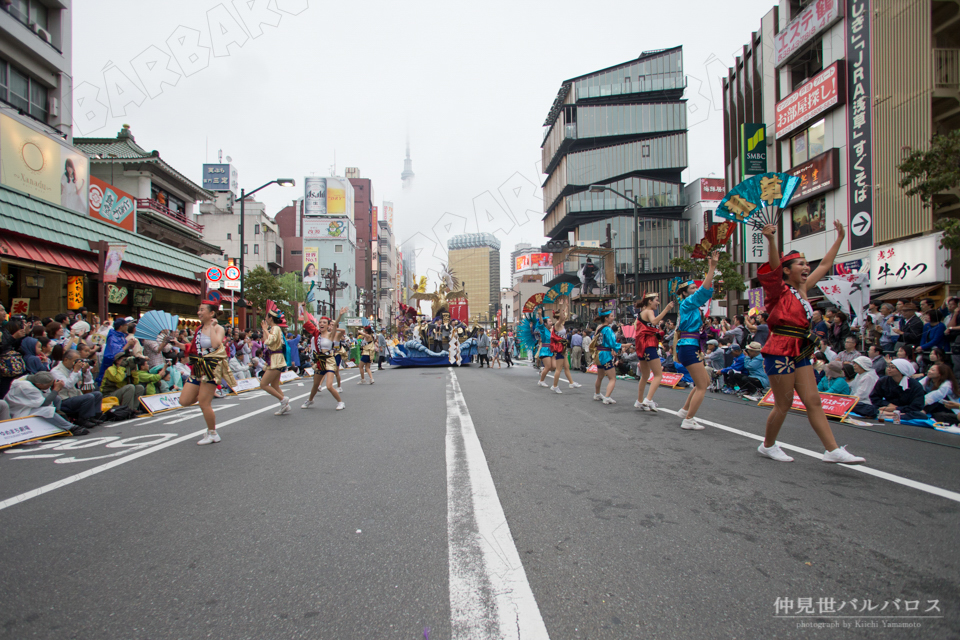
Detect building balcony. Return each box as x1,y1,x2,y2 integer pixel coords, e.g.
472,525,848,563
137,199,204,234
934,48,960,90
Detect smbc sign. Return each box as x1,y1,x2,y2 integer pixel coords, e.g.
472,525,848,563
740,123,767,176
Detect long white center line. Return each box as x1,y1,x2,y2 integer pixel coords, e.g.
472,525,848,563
446,369,550,640
657,407,960,504
0,375,361,512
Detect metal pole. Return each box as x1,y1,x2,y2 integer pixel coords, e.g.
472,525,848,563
239,188,246,328
631,193,639,299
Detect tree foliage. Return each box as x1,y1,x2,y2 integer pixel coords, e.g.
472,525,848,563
243,266,285,324
276,271,311,329
670,249,746,300
897,130,960,264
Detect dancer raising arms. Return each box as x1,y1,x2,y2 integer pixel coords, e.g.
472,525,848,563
593,309,621,404
551,299,581,392
260,301,291,415
359,326,378,383
302,307,348,411
675,251,720,430
757,222,865,464
634,293,674,411
533,309,556,388
175,295,237,445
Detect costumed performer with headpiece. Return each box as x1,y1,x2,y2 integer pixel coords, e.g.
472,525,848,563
549,298,581,392
359,326,378,382
530,307,556,387
634,291,674,412
756,222,865,464
302,306,349,411
592,308,621,404
172,291,236,445
674,251,720,430
260,301,291,415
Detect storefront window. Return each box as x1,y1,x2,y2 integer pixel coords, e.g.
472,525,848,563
791,196,826,240
791,130,808,166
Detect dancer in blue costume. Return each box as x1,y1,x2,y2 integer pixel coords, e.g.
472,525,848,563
532,308,557,389
674,251,719,430
592,309,622,405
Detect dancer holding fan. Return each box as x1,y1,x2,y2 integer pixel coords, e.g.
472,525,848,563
302,307,348,411
175,291,236,445
756,221,865,464
634,292,673,412
260,301,291,415
674,251,720,430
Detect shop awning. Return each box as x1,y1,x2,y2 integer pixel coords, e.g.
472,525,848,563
1,234,98,272
873,284,942,301
118,264,201,295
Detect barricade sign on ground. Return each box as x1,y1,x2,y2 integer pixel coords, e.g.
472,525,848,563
229,378,261,394
0,415,70,449
757,389,858,419
279,370,300,384
304,367,315,377
139,392,183,415
586,364,598,373
649,372,684,388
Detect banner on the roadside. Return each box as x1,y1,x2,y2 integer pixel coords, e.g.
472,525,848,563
139,392,183,415
279,371,300,384
649,372,684,388
229,378,261,394
0,415,70,450
757,389,857,419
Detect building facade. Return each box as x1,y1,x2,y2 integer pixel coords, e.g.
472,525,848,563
541,47,693,304
198,195,284,276
377,218,397,325
723,0,958,306
448,233,501,326
510,243,554,286
348,175,373,314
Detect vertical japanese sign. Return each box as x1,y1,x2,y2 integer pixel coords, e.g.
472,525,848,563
67,275,84,310
747,287,765,311
744,226,767,264
847,0,874,251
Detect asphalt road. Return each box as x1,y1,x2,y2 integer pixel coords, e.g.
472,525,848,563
0,361,957,639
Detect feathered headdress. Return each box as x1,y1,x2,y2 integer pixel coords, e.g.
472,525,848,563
266,300,287,327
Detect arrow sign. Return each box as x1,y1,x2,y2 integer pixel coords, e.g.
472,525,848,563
225,265,241,280
851,211,871,236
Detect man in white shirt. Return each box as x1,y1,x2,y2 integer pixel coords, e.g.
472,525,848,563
51,349,104,427
6,372,87,434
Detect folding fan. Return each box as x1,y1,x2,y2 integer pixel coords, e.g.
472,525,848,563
715,172,801,231
691,221,737,259
134,310,180,342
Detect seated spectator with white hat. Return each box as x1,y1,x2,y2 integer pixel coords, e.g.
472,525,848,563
849,355,880,418
5,372,89,435
867,358,926,421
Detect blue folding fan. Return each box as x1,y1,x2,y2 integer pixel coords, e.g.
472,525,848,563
134,310,180,342
715,172,801,231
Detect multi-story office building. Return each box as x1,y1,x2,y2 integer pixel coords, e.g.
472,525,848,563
448,233,501,326
199,196,284,276
541,47,693,303
377,219,397,325
274,199,303,274
723,0,959,305
349,174,374,315
0,0,73,141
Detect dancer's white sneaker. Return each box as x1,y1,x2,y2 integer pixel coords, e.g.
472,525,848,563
822,445,865,464
634,400,644,409
593,393,603,401
301,400,314,409
197,430,220,445
677,408,688,419
602,396,617,404
642,400,657,412
569,382,582,388
275,398,290,415
551,386,562,394
758,442,794,462
336,402,346,411
680,418,704,430
537,381,550,388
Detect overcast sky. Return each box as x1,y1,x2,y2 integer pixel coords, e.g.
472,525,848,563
73,0,777,289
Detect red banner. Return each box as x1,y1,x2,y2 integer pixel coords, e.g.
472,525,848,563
449,300,469,323
757,389,858,419
649,372,684,388
88,176,136,231
775,62,845,139
700,178,725,202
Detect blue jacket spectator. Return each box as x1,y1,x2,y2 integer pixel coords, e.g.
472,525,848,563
919,310,949,353
817,361,851,395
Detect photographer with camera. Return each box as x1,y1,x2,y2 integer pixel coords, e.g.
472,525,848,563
50,349,104,429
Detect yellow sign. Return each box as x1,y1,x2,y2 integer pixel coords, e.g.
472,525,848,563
67,276,84,310
326,189,346,214
0,113,62,205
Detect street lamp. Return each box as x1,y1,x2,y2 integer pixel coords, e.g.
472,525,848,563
236,179,295,318
589,184,643,298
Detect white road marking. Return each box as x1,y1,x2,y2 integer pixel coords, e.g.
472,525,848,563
446,370,549,640
658,408,960,504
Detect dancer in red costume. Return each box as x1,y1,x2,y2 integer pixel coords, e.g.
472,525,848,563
302,307,349,411
634,292,674,411
756,221,865,464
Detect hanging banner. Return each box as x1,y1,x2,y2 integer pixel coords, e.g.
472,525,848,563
88,176,136,231
103,244,126,283
847,0,875,251
67,275,84,310
303,247,319,283
747,287,765,311
0,415,69,450
449,299,470,323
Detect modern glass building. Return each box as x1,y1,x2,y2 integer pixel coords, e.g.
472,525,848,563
448,233,501,326
541,47,693,303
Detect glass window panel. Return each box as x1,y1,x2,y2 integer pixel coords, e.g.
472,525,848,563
30,0,48,30
808,119,825,157
8,67,29,111
791,131,808,165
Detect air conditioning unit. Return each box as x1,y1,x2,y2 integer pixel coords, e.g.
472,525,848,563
36,27,51,44
50,97,58,117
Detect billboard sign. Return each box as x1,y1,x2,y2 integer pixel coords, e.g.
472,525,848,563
303,217,355,244
847,0,874,251
304,176,327,216
787,148,840,204
740,124,767,175
776,62,845,139
202,164,237,195
326,179,345,214
774,0,844,67
88,176,136,231
303,246,319,283
699,178,725,203
383,201,394,229
515,253,553,272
